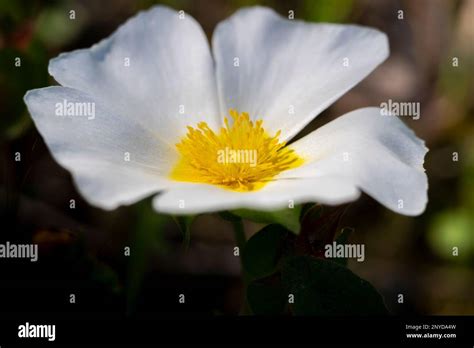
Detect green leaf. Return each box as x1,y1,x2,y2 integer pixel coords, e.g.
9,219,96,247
218,211,242,222
281,256,388,315
232,206,302,234
127,202,169,314
247,278,287,315
242,224,289,279
173,215,196,250
332,227,354,267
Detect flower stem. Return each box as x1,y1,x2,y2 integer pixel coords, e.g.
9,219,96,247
231,218,251,314
232,218,246,253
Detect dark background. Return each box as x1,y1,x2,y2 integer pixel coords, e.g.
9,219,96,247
0,0,473,317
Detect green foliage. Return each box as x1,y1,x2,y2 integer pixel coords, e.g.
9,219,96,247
241,204,386,316
428,209,474,262
281,256,388,315
301,0,354,23
242,224,289,278
428,144,474,263
232,205,302,234
36,6,84,46
126,201,169,314
0,46,48,139
218,211,242,222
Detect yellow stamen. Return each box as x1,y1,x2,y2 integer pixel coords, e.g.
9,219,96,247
169,109,304,191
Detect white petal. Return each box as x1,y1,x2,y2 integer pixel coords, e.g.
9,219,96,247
213,6,388,141
24,86,175,209
281,107,428,216
152,178,359,215
49,5,220,145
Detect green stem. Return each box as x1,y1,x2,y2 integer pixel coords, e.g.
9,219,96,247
231,219,251,314
232,219,246,254
182,225,191,251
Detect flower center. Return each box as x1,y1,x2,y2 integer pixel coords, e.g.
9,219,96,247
169,109,304,191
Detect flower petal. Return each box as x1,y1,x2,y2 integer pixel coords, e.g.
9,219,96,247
212,6,388,141
152,178,359,215
24,86,175,209
281,107,428,216
49,5,220,144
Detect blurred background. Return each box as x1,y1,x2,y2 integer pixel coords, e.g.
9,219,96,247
0,0,473,316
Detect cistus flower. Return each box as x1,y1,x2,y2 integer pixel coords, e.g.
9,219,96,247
24,6,428,216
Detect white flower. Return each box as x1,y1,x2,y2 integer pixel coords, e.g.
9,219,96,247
24,6,428,216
